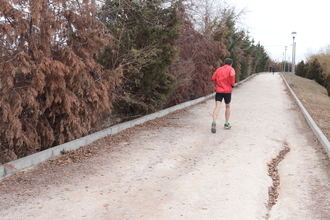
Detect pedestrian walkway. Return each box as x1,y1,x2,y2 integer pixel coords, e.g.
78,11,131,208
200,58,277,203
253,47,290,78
0,73,329,220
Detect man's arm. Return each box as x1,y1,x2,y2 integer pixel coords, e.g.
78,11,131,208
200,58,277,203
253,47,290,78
230,68,235,87
211,69,218,81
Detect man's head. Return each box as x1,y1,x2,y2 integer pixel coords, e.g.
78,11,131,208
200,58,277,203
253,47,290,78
224,58,233,66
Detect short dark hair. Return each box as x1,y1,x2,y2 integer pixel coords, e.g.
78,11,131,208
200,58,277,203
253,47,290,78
224,58,233,65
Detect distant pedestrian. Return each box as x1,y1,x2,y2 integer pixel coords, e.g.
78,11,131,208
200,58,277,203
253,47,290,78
272,66,275,75
211,58,236,133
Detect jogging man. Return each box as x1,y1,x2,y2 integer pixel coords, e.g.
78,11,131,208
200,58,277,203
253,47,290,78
211,58,235,133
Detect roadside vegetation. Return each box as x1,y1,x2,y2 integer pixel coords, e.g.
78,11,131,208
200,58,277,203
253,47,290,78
282,46,330,139
283,73,330,140
295,50,330,96
0,0,270,163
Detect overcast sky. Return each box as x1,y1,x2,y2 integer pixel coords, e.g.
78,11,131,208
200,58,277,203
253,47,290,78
224,0,330,62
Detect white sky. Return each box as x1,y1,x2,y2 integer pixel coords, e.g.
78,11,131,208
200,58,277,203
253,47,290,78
224,0,330,62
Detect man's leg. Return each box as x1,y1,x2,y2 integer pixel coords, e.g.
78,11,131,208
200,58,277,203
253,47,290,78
225,104,231,123
211,100,222,133
213,101,222,121
224,93,232,129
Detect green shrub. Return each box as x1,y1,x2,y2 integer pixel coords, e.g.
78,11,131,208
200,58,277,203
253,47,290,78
326,75,330,96
305,58,328,88
296,61,306,77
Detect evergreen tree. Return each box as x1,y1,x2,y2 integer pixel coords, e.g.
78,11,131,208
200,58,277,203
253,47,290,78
98,0,180,116
326,75,330,96
252,43,269,73
307,59,324,85
212,9,269,80
296,61,306,77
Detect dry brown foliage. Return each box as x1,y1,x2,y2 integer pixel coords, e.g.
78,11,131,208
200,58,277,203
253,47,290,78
309,53,330,77
0,0,122,163
166,5,223,106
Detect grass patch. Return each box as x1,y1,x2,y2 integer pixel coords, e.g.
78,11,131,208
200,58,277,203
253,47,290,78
283,73,330,140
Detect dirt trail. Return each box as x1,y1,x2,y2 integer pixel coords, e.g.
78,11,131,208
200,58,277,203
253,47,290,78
0,73,329,220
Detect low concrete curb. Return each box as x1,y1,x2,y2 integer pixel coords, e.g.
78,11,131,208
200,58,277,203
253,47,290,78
0,94,211,179
0,73,257,179
281,73,330,156
236,73,257,86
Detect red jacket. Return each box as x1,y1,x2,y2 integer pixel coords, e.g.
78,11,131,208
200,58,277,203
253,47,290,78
211,65,236,93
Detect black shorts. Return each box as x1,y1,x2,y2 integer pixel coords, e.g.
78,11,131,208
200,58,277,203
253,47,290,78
215,93,231,104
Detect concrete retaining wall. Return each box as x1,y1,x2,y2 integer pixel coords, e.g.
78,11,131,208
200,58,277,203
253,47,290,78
281,73,330,156
0,73,257,179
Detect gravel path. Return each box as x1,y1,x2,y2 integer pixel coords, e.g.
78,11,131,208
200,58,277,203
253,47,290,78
0,73,329,220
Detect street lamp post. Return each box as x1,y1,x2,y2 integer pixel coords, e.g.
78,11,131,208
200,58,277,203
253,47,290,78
282,52,285,72
291,32,297,73
284,45,287,72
